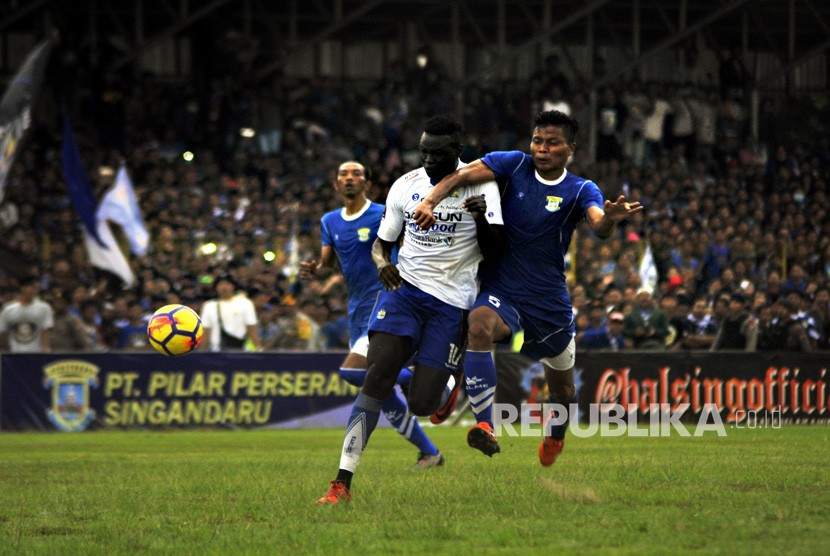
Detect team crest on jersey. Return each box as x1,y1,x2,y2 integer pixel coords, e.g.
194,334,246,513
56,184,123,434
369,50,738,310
376,309,386,320
357,227,370,242
545,195,563,212
449,190,460,198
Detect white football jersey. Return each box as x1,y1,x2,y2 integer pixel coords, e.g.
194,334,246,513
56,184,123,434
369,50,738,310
379,162,503,309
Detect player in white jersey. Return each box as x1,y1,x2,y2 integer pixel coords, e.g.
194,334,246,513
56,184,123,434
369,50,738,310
317,114,503,505
300,161,446,470
413,110,642,466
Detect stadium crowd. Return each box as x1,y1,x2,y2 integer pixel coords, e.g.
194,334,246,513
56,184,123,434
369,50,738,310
1,48,829,353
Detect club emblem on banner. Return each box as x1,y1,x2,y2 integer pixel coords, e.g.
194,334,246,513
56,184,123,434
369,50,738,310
43,360,99,431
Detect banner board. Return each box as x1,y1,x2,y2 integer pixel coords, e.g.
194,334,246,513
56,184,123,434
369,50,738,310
576,352,829,424
1,352,357,431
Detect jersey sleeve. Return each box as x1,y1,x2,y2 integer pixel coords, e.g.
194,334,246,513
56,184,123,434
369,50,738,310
377,180,405,242
320,214,333,247
476,181,504,226
481,151,526,181
579,180,605,216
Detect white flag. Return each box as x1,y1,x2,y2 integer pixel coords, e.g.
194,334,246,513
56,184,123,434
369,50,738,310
97,164,149,256
639,242,658,293
84,219,136,287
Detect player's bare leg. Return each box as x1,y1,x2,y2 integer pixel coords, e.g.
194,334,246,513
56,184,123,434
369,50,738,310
539,356,576,467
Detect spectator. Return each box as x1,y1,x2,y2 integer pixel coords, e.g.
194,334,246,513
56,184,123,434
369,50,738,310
199,273,262,351
577,310,627,351
702,228,731,285
711,293,757,351
782,263,808,294
758,298,811,352
596,87,625,163
813,287,830,349
790,291,823,350
623,288,669,349
621,79,650,166
78,300,108,351
642,82,671,166
115,301,152,350
681,297,719,350
49,290,92,351
320,300,349,350
0,276,54,353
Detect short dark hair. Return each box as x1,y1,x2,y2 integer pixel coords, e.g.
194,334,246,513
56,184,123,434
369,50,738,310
534,110,579,143
423,113,462,136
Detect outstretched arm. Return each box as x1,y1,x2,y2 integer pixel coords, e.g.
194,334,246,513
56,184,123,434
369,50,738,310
413,160,496,230
586,195,643,239
371,237,402,290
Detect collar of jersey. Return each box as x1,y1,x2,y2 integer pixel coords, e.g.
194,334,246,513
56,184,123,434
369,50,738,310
535,168,568,186
340,199,372,221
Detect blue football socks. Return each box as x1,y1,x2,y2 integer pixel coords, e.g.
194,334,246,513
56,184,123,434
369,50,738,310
464,350,497,427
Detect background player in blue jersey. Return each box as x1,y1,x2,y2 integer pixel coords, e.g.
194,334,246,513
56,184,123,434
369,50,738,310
300,161,445,471
317,114,504,504
413,110,643,465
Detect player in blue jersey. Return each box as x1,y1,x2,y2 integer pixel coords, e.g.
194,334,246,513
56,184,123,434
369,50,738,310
413,110,643,465
300,161,446,471
317,114,504,504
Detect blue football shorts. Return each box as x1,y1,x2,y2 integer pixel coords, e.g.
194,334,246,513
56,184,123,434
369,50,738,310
368,280,467,373
471,289,575,362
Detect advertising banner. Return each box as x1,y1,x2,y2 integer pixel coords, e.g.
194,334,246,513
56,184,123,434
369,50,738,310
0,352,358,431
576,352,830,424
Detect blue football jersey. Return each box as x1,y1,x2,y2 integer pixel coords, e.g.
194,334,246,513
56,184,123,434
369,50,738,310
320,201,385,330
481,151,604,316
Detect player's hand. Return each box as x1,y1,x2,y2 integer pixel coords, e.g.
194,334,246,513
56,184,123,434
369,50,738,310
603,195,644,222
463,194,487,220
413,199,436,230
377,263,402,291
299,259,317,280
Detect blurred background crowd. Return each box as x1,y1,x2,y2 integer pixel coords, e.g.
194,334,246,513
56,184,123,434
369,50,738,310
1,28,829,353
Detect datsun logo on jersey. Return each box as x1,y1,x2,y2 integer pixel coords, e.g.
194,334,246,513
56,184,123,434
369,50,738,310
43,360,99,431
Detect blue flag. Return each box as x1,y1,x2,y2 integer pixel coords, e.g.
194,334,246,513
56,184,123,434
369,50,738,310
61,115,104,247
62,115,136,286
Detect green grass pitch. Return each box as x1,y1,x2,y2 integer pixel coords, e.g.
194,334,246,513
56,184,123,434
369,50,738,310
1,425,828,554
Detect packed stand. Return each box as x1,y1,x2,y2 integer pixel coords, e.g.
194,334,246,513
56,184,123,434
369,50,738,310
0,48,828,352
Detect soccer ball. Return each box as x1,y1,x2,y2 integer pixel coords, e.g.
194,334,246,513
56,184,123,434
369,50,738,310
147,304,203,356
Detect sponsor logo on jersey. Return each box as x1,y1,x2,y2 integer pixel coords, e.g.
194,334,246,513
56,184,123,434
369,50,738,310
545,195,563,212
488,295,501,308
357,227,370,242
411,193,420,201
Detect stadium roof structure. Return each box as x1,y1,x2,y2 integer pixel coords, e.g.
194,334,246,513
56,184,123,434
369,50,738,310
2,0,829,87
